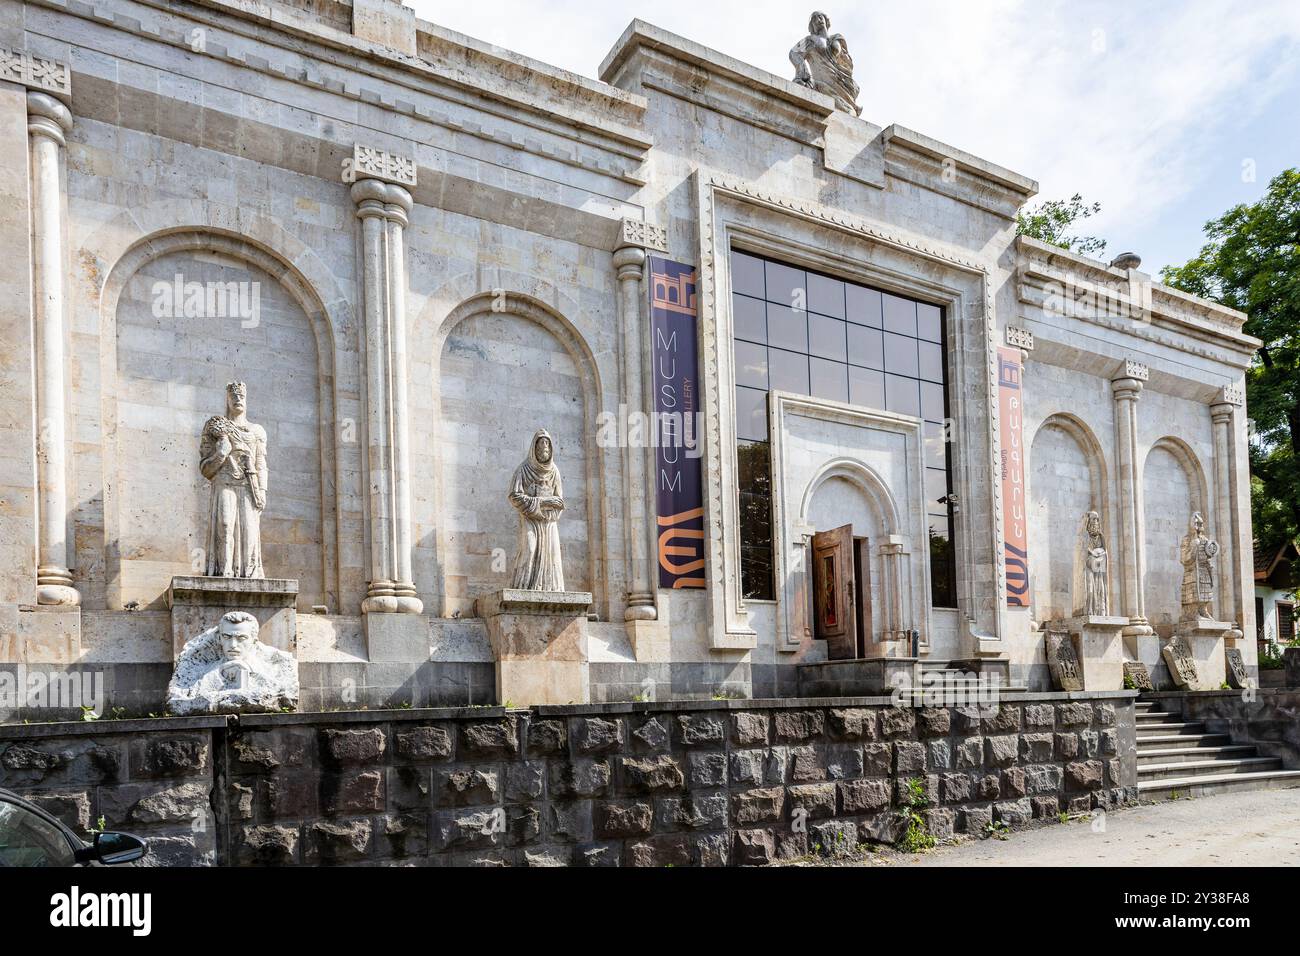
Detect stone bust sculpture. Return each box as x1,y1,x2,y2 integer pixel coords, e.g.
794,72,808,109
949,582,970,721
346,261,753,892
790,11,862,116
1179,511,1218,621
1073,510,1109,617
508,428,566,591
200,381,267,578
167,611,298,715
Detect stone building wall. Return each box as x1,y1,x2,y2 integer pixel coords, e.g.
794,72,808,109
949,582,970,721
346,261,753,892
0,694,1136,866
0,1,1260,710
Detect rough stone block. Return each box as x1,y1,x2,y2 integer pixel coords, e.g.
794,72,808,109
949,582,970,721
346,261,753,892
918,708,951,737
787,782,837,819
394,725,452,761
1019,733,1054,762
985,735,1018,767
773,709,824,741
839,778,890,814
319,727,386,766
828,708,878,740
880,707,915,738
732,828,775,865
574,716,623,754
237,823,300,865
621,754,684,793
596,800,653,838
688,752,727,788
438,768,500,807
459,718,519,756
731,711,768,746
732,787,784,825
676,714,725,747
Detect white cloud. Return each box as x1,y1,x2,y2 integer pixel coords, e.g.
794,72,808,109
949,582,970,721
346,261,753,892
407,0,1300,268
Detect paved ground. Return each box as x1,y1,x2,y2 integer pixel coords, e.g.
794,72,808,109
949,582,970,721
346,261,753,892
880,788,1300,866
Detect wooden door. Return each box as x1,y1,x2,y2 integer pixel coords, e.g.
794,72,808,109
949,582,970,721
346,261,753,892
812,524,857,660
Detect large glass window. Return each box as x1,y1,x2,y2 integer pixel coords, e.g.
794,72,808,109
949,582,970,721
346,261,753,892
731,248,958,607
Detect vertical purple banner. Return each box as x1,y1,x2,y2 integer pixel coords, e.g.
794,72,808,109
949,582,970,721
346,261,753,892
649,257,706,589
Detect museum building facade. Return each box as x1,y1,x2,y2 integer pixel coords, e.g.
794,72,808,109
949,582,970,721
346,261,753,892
0,0,1260,715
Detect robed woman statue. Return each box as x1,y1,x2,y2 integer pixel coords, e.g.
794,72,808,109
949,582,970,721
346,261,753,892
508,429,566,591
790,11,862,116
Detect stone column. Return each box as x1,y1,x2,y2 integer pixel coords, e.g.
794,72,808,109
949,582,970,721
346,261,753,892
28,92,78,607
1210,387,1244,642
615,241,656,621
1112,360,1151,641
352,174,421,615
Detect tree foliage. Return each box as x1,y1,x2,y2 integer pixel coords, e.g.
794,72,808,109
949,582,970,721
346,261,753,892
1160,169,1300,555
1015,193,1107,257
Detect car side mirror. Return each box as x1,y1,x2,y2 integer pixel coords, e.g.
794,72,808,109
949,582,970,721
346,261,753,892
87,831,148,865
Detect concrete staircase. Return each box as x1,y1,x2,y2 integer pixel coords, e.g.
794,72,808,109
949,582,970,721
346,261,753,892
1136,698,1300,799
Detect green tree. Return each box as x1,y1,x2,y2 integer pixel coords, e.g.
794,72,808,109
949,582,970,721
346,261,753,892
1161,169,1300,554
1015,193,1107,257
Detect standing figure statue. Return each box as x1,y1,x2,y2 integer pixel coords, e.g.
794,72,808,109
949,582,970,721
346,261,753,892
200,381,267,578
508,428,566,591
1073,510,1109,617
790,11,862,116
1179,511,1218,622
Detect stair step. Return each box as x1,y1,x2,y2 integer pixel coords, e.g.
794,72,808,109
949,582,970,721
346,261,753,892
1135,711,1172,721
1136,722,1206,735
1138,757,1283,779
1139,769,1300,799
1137,745,1260,764
1135,733,1233,749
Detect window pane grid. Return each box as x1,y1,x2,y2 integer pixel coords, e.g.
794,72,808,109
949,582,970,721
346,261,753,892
731,249,957,608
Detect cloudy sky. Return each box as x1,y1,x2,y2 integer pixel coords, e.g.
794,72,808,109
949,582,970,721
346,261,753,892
408,0,1300,274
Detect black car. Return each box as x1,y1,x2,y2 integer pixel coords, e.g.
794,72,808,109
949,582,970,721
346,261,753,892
0,788,147,867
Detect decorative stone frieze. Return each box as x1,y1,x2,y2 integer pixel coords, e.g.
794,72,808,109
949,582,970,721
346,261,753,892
619,218,668,253
0,47,71,99
352,143,417,187
1004,325,1034,352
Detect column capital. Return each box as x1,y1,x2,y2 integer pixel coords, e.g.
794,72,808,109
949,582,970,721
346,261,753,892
351,179,412,221
1111,377,1144,401
1209,403,1236,425
26,90,72,146
613,244,646,280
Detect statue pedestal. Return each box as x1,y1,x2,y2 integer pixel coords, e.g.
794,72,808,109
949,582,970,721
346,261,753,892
168,576,298,658
480,589,592,706
1166,619,1231,690
1068,616,1127,691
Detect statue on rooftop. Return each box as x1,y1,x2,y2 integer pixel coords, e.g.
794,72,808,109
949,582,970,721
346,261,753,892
790,11,862,116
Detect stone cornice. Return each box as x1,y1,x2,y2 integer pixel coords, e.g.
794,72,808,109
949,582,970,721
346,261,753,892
27,0,652,168
1016,235,1260,365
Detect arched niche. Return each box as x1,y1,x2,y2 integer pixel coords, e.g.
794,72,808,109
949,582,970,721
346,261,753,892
430,291,607,617
98,229,344,612
1141,436,1208,634
1027,413,1111,622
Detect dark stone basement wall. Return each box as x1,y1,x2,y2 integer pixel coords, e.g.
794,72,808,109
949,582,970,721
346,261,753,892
0,693,1138,866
